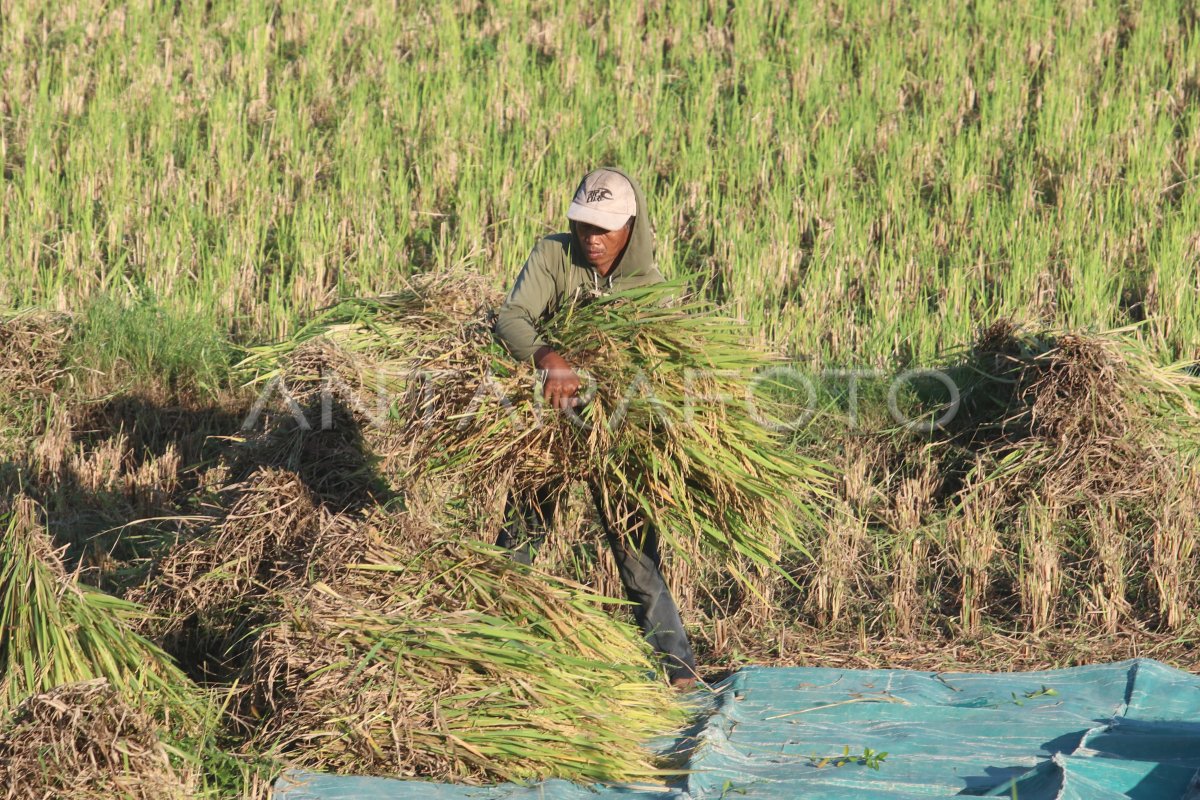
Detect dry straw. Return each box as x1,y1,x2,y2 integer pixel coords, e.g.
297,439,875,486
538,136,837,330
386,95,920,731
0,679,197,800
940,321,1200,630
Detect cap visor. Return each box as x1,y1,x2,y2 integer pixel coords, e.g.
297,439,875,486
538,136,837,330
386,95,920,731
566,202,631,231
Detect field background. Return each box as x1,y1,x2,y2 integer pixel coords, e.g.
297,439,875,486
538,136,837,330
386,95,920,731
3,0,1200,676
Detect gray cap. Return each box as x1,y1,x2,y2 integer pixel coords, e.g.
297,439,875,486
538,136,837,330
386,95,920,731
566,168,637,230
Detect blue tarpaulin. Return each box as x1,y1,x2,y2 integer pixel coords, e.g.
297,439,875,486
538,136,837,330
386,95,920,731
274,658,1200,799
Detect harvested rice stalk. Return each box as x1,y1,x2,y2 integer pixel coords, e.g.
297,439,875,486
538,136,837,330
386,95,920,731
245,540,686,784
0,497,202,720
242,275,828,582
957,321,1200,500
349,538,675,662
429,280,827,578
237,270,503,404
138,469,433,616
130,467,381,682
134,468,323,629
0,679,197,800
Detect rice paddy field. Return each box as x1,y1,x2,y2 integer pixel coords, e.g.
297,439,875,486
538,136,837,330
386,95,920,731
2,0,1200,796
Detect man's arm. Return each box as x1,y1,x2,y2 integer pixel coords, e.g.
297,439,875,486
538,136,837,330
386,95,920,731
494,246,581,409
494,246,558,361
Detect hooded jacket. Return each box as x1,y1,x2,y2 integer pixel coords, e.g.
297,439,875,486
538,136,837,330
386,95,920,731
494,168,663,361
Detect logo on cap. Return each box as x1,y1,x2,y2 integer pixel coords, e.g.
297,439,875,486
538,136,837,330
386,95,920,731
586,187,614,203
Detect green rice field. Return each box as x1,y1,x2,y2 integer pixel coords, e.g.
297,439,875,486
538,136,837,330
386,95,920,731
4,0,1197,362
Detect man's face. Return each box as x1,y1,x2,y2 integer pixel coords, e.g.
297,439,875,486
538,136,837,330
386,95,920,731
576,219,632,274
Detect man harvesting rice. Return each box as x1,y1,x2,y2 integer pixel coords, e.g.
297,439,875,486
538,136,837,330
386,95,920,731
493,167,698,690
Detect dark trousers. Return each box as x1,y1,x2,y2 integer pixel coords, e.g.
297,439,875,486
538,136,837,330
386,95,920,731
495,482,697,682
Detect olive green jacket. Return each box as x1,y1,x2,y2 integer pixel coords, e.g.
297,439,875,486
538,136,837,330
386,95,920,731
493,168,663,361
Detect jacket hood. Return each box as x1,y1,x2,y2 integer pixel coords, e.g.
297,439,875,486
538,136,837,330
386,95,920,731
567,166,656,281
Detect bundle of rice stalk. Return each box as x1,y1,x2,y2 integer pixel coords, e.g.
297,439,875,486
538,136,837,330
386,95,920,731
246,540,686,784
138,468,441,626
0,679,198,800
241,274,827,581
542,282,828,570
958,321,1200,497
352,538,677,663
237,271,502,404
134,468,324,631
235,273,504,503
131,467,380,684
0,497,202,722
415,280,827,578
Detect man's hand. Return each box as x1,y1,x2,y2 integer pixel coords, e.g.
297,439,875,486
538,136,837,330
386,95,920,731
533,346,581,410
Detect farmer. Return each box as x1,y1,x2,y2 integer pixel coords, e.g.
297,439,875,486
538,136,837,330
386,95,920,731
493,167,698,690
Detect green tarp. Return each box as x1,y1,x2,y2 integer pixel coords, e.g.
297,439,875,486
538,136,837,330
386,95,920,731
275,658,1200,799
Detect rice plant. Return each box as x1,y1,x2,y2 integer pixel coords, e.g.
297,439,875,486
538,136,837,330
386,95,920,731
0,0,1195,367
